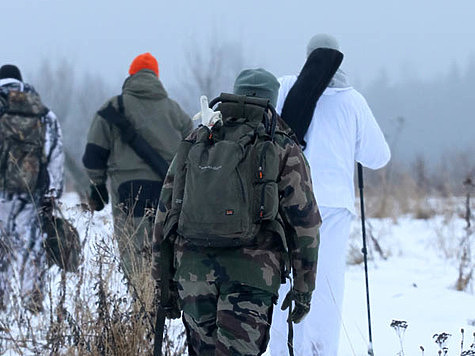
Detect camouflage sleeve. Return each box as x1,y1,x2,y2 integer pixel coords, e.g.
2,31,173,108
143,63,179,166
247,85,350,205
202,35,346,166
151,156,177,280
44,110,64,199
82,101,113,185
278,140,321,293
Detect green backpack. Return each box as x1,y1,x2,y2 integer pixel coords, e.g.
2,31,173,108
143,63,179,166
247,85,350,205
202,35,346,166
166,94,281,248
0,90,48,195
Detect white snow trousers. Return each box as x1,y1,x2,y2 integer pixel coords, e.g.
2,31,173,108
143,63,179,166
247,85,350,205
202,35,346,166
270,207,353,356
0,196,46,309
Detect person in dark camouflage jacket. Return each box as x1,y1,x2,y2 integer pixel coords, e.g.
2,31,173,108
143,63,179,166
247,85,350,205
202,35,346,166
153,69,321,355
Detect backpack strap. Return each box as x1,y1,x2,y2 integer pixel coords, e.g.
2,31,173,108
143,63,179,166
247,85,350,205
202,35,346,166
0,94,6,117
117,93,125,114
97,95,170,180
211,92,270,108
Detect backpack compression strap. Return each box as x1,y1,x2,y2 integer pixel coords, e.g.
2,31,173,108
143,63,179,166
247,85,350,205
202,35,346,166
97,95,170,180
210,93,278,139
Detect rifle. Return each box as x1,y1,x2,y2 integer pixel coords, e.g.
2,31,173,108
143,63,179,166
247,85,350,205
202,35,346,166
153,238,174,356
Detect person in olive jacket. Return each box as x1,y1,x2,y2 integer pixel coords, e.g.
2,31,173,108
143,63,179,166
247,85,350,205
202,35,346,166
82,53,192,279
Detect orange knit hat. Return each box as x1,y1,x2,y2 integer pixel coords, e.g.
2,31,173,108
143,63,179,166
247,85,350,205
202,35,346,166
129,52,159,77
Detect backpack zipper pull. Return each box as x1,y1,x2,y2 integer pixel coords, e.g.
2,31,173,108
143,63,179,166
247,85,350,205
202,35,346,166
259,205,265,220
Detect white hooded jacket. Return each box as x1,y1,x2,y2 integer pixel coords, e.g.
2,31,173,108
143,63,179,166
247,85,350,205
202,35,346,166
276,75,390,214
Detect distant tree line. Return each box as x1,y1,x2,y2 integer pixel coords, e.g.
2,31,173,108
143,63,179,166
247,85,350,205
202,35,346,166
28,47,474,197
362,57,475,194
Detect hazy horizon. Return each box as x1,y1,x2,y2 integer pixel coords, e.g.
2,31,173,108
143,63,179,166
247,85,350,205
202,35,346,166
3,0,475,171
3,0,475,89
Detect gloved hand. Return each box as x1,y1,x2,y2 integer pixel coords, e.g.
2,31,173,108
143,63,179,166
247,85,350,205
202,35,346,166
192,96,222,128
40,197,56,239
155,280,181,320
40,197,54,219
281,289,312,323
88,183,109,211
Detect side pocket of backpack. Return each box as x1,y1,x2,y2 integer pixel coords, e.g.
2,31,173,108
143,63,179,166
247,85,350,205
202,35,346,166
255,181,279,222
253,141,280,223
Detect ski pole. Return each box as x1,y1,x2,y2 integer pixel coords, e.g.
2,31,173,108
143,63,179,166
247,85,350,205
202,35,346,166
357,163,374,356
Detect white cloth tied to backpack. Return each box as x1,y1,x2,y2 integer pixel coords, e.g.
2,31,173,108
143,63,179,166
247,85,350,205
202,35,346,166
192,95,222,128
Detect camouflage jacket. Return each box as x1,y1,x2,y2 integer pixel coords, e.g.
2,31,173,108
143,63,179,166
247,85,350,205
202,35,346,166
0,79,64,200
153,104,321,295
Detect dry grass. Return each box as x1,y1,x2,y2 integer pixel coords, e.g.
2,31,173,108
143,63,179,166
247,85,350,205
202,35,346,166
0,204,186,355
350,159,474,292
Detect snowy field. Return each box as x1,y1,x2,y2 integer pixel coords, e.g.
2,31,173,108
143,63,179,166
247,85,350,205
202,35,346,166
337,215,475,355
260,206,475,355
65,193,475,356
77,192,474,356
3,192,473,355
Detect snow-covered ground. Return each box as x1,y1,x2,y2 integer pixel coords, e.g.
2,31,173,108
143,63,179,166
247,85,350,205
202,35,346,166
337,215,475,356
63,193,475,356
3,193,473,356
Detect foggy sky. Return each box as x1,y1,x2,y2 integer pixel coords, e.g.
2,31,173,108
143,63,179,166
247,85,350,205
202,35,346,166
3,0,475,170
3,0,475,89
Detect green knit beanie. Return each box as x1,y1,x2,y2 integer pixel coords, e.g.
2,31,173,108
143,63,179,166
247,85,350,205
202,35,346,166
233,68,280,107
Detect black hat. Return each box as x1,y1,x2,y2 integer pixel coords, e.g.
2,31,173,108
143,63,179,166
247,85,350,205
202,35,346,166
0,64,23,81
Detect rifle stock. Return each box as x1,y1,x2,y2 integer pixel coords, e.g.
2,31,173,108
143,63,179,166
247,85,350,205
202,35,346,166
153,238,174,356
153,303,166,356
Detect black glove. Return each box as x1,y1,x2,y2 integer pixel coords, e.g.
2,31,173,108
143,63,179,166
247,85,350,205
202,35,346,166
40,197,54,219
88,183,109,211
155,280,181,320
40,197,56,240
281,289,312,323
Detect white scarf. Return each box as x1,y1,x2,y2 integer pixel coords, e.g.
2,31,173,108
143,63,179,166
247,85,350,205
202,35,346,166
328,68,350,88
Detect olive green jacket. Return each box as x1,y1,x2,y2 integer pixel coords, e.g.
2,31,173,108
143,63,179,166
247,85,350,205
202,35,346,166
83,69,192,210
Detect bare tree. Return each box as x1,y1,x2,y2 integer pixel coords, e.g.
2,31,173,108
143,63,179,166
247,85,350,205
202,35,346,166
31,59,112,194
171,38,245,115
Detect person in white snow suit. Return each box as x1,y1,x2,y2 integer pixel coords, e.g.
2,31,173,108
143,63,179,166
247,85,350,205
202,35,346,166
0,64,64,314
269,34,391,356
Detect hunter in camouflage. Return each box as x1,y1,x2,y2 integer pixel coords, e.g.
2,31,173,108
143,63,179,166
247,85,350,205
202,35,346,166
0,64,64,314
153,69,321,355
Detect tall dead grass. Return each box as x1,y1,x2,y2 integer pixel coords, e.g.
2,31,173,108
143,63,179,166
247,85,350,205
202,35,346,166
354,156,474,291
0,202,186,355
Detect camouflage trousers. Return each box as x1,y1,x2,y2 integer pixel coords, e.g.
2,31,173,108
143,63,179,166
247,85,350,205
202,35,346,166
0,196,46,312
179,280,275,356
